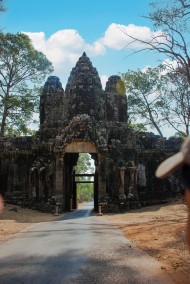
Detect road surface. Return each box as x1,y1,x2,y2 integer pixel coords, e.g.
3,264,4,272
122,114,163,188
0,202,174,283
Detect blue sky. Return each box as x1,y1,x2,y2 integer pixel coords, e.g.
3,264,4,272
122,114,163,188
1,0,174,136
1,0,165,88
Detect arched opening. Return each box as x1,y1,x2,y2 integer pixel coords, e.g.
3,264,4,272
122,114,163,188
63,142,98,211
73,153,95,208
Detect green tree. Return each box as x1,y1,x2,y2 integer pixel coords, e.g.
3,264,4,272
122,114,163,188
75,153,94,175
159,70,190,136
77,183,93,203
0,32,53,136
122,0,190,84
74,153,95,203
121,66,164,137
128,121,147,132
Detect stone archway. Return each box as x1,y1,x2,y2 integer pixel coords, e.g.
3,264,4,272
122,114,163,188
63,141,98,211
65,141,97,154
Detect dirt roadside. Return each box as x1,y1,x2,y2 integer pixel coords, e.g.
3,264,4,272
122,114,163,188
0,204,59,243
0,198,189,283
105,198,190,284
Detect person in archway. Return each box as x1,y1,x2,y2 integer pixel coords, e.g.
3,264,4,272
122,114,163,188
156,137,190,248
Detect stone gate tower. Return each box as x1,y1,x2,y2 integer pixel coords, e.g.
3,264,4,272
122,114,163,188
0,53,181,212
37,52,133,211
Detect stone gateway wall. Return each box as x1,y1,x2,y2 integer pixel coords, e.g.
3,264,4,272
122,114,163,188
0,53,183,212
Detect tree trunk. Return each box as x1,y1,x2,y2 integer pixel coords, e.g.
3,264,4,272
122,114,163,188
152,119,163,138
186,123,189,136
146,101,163,138
0,104,8,137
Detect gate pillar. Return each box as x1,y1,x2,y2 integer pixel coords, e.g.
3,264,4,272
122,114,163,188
98,152,107,202
55,154,65,209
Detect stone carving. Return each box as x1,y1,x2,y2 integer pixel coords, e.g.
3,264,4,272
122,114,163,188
126,161,137,199
118,166,126,202
137,163,146,187
29,157,55,201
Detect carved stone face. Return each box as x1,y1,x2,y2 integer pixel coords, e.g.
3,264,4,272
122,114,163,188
119,193,126,202
128,161,135,167
65,53,103,121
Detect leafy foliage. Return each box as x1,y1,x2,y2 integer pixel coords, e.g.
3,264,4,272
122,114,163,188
159,70,190,136
0,32,53,136
75,153,94,175
123,63,190,137
122,66,164,137
74,153,95,203
77,183,94,203
128,121,147,132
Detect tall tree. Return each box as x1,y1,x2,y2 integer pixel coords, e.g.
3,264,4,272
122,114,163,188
0,32,53,136
160,70,190,136
122,0,190,84
121,66,164,137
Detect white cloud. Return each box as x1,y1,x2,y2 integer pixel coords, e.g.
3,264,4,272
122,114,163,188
162,59,178,73
100,75,109,90
24,29,106,83
23,24,163,87
142,59,178,76
86,41,106,56
99,23,163,50
141,65,152,73
25,32,47,52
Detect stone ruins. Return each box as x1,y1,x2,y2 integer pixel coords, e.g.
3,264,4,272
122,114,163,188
0,52,182,212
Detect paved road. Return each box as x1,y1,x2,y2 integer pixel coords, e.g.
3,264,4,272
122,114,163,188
0,202,174,284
